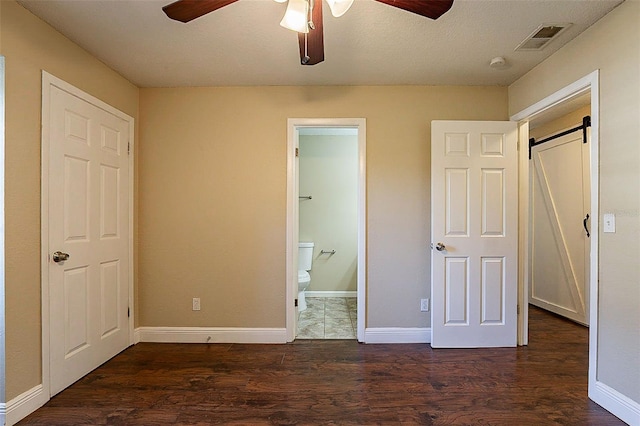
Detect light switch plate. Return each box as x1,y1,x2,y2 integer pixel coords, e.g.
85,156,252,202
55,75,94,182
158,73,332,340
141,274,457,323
603,213,616,233
420,298,430,312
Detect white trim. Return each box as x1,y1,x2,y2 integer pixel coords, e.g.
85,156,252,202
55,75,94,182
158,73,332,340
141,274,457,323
127,101,135,346
40,71,52,407
364,328,431,344
305,291,357,298
5,385,47,426
511,73,597,123
40,71,135,401
286,118,366,343
0,56,6,426
591,382,640,426
285,121,298,342
135,327,288,344
356,122,367,343
516,121,530,346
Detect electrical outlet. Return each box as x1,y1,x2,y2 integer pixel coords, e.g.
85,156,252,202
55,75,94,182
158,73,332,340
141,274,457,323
420,298,430,312
192,297,201,311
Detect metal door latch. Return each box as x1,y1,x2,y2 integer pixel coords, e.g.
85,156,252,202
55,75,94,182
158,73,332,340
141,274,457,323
52,251,70,263
430,242,446,251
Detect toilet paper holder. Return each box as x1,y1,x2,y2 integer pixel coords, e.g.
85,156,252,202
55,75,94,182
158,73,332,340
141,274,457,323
320,250,336,255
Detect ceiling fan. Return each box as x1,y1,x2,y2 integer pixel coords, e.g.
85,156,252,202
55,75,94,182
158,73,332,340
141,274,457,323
163,0,454,66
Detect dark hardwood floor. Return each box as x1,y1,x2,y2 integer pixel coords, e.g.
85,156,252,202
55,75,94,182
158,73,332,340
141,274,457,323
19,306,624,425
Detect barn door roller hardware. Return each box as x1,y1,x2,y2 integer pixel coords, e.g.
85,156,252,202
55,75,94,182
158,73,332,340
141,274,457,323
529,116,590,159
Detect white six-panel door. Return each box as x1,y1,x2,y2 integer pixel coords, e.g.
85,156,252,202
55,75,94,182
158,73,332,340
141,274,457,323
47,81,131,395
431,121,518,348
530,130,590,325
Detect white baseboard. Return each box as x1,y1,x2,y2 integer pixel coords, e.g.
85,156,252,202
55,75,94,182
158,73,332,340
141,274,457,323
5,384,48,426
135,327,288,344
364,327,431,344
591,380,640,426
305,291,357,298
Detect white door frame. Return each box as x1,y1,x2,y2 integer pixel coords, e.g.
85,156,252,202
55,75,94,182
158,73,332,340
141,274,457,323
511,71,601,399
40,71,135,398
0,56,6,426
286,118,366,342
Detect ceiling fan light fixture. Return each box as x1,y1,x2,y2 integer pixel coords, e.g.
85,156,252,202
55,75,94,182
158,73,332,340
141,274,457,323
280,0,310,33
325,0,354,17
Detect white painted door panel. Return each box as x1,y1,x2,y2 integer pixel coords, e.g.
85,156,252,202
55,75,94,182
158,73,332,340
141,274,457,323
49,85,130,395
529,130,590,325
431,121,518,348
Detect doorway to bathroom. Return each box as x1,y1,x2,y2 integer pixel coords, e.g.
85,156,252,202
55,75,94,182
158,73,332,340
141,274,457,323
285,118,366,342
297,128,358,339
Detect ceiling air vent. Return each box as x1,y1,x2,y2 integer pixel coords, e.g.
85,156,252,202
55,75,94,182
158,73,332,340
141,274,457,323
515,23,572,51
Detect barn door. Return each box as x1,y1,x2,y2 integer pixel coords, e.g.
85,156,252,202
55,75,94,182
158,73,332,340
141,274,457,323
529,128,590,325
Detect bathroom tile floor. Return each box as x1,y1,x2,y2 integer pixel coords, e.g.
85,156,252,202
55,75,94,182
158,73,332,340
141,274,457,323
297,297,357,339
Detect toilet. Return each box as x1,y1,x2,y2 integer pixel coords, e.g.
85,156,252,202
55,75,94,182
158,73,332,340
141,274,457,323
297,242,314,311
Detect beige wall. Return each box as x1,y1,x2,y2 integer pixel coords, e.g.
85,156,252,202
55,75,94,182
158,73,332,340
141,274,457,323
138,86,508,329
299,134,358,292
509,0,640,404
529,105,591,140
0,0,139,400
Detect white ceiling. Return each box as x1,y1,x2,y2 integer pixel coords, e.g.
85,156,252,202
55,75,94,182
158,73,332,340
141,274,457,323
17,0,623,88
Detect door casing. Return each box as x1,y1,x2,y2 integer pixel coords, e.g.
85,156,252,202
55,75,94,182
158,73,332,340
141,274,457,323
285,118,366,342
0,56,6,426
40,71,135,398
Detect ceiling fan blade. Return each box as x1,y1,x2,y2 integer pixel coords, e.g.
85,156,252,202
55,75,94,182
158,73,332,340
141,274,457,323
374,0,453,20
297,0,324,65
162,0,240,23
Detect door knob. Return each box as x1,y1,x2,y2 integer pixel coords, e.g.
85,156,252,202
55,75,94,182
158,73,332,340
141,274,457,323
433,242,446,251
52,251,70,263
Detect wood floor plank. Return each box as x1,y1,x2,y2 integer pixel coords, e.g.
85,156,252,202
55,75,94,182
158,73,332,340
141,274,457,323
18,306,624,425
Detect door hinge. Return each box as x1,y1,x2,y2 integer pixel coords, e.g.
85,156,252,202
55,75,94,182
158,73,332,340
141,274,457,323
517,305,520,315
295,147,299,157
294,299,298,307
127,307,130,318
128,142,130,155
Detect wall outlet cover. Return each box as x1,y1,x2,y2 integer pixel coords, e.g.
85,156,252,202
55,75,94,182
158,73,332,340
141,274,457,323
603,213,616,233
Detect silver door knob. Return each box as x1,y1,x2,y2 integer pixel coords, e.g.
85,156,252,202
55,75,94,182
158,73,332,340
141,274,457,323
435,242,446,251
52,251,70,263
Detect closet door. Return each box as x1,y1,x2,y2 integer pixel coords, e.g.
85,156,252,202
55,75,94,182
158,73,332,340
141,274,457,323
529,129,590,325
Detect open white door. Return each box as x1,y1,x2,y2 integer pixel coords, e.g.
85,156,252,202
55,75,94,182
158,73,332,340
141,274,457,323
431,121,518,348
44,75,132,395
